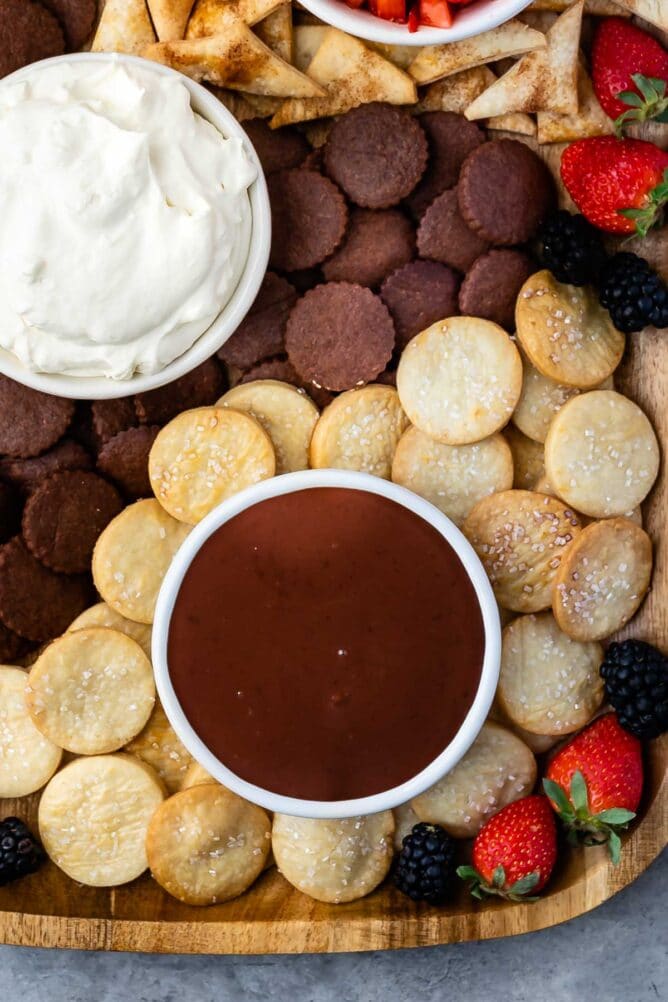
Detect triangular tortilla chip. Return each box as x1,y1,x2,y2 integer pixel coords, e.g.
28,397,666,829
472,66,537,135
144,26,325,97
147,0,195,40
255,5,293,62
209,85,262,120
465,0,583,119
367,42,422,70
269,28,416,128
187,0,286,34
293,25,328,72
528,0,628,12
92,0,156,53
537,64,613,143
408,19,546,86
611,0,667,28
414,66,492,113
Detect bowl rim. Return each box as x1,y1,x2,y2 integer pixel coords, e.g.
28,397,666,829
296,0,533,47
0,51,270,400
152,469,502,819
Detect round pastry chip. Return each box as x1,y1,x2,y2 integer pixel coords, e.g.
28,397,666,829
272,812,394,904
310,385,409,479
125,701,193,794
25,628,155,755
218,380,319,475
463,490,582,613
181,760,217,790
149,407,275,524
39,754,165,887
516,270,625,389
146,785,271,905
391,428,513,527
498,613,604,735
504,425,545,490
397,317,522,445
544,391,660,518
67,602,152,659
92,499,191,625
411,722,536,838
0,666,62,797
553,518,653,642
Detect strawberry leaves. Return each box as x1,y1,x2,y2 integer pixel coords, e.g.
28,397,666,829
618,167,668,238
614,74,668,136
543,771,636,865
456,864,541,903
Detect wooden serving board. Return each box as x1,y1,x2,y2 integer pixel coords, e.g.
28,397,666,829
0,326,665,955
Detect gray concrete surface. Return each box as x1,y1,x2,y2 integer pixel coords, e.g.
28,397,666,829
0,850,665,1002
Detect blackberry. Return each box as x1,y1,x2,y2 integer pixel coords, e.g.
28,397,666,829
601,640,668,740
598,252,668,334
394,822,456,904
0,816,44,886
537,211,608,286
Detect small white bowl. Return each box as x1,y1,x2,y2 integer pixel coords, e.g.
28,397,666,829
0,52,270,400
298,0,532,46
153,470,501,819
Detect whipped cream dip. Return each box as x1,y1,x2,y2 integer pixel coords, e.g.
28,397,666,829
0,60,256,379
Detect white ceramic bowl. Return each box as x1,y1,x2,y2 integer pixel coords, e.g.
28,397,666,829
153,470,501,819
0,52,270,400
298,0,532,46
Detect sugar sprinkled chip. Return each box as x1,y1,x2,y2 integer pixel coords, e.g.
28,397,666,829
310,385,409,479
218,380,319,475
498,612,604,735
25,628,155,755
147,785,271,905
411,722,536,838
515,270,625,389
39,754,165,887
553,517,653,642
181,760,218,790
93,499,191,625
149,407,276,525
0,666,61,798
391,428,513,527
463,489,582,612
504,424,545,490
544,390,660,518
271,812,394,904
67,602,152,659
125,701,193,794
396,317,522,445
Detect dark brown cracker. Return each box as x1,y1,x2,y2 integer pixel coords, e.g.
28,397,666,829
244,119,310,175
0,376,74,458
240,356,334,409
322,209,416,289
0,620,29,662
458,139,556,245
324,104,428,210
22,471,123,574
417,188,490,273
134,358,225,425
284,268,323,294
268,169,348,272
405,112,485,219
285,283,395,392
0,481,21,545
458,250,536,330
217,272,297,370
97,426,161,500
0,0,64,78
0,537,93,642
0,439,92,497
91,397,138,447
380,260,460,351
39,0,96,48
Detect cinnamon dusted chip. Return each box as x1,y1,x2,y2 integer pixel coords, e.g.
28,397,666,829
147,0,196,40
463,490,582,613
415,66,492,114
0,376,74,459
96,426,161,500
255,4,292,61
269,29,416,128
92,0,156,53
187,0,286,33
606,0,666,28
527,0,628,12
408,19,546,86
135,358,225,425
537,66,613,144
465,0,584,119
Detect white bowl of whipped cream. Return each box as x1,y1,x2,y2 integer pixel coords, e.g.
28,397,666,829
0,53,270,399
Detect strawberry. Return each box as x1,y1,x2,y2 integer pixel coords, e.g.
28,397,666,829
561,136,668,236
591,18,668,132
457,797,557,902
543,713,642,865
369,0,406,19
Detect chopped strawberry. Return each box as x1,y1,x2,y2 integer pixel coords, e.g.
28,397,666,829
419,0,452,28
591,17,668,131
345,0,367,7
407,2,420,30
369,0,407,20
